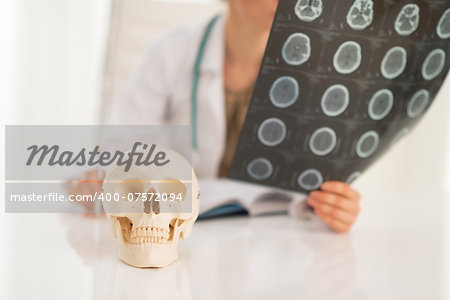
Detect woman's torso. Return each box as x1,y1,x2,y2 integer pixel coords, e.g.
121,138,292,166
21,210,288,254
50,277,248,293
110,16,230,178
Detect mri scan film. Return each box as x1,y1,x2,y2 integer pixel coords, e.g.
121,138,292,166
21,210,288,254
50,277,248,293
229,0,450,193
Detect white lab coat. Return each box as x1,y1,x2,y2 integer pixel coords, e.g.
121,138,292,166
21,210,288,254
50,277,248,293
109,16,227,178
109,16,315,220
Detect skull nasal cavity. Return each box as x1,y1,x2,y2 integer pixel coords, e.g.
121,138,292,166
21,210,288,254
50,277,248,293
144,198,151,214
152,198,160,214
144,187,160,214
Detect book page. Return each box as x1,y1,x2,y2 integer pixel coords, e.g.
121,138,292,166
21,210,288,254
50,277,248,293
199,178,296,215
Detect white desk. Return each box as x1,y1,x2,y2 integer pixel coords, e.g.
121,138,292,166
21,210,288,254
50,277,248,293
1,190,449,300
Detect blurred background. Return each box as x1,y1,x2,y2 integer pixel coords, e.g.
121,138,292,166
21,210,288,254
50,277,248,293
1,0,450,194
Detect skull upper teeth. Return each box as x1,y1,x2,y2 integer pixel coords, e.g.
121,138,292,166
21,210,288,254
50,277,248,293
130,226,170,244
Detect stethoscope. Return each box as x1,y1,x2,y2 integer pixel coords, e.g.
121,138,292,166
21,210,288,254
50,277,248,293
191,14,222,151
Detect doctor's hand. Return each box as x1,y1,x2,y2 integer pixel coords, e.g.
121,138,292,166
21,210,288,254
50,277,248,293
66,169,105,213
307,182,360,233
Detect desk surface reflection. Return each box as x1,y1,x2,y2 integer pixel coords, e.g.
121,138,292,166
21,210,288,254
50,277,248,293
1,190,448,300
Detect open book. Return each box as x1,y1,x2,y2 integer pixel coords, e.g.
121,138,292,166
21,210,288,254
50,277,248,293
198,178,307,220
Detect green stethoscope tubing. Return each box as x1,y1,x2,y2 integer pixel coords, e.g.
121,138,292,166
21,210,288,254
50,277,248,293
191,14,222,151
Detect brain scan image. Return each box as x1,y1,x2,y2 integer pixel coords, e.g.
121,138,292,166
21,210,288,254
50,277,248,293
346,171,361,184
282,33,311,65
294,0,323,22
269,76,300,108
229,0,449,193
355,131,379,158
368,89,394,120
333,41,362,74
309,127,337,156
247,158,273,181
437,9,450,39
395,4,420,36
422,49,446,81
257,118,287,147
321,84,350,117
297,169,323,190
381,46,407,79
346,0,374,30
407,89,430,118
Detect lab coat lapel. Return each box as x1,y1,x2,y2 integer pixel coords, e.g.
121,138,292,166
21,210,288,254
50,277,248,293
196,16,226,177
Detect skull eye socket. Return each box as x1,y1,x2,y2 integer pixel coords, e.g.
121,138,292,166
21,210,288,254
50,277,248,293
142,179,187,214
157,178,187,202
117,177,145,201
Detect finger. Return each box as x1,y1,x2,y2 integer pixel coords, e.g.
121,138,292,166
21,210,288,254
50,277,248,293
100,170,106,180
78,181,94,196
308,198,355,225
309,191,359,213
76,171,102,200
86,170,103,190
86,181,102,196
72,183,96,210
315,209,350,233
321,181,360,200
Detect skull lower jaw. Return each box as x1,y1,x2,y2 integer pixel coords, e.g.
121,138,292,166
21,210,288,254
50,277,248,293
118,241,179,268
113,217,183,268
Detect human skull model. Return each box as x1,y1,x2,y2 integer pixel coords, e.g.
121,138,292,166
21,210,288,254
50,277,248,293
102,146,200,268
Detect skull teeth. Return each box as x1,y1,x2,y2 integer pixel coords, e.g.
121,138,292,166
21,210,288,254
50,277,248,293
129,226,169,244
130,236,168,245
